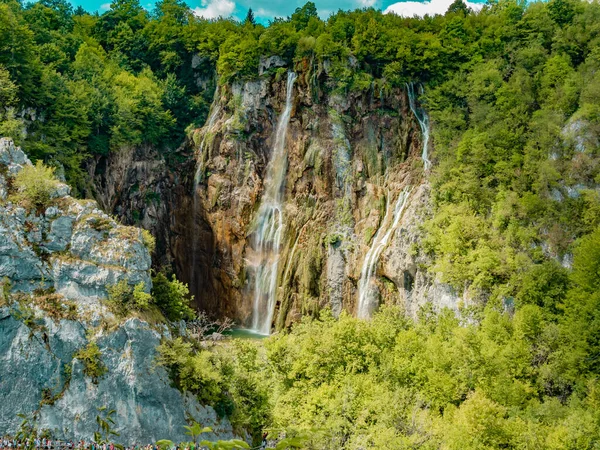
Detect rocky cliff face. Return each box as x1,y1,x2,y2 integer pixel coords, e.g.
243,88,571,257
0,138,232,442
85,137,220,317
181,68,463,329
82,65,464,330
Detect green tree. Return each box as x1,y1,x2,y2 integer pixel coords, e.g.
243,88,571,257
244,8,255,26
447,0,471,15
290,2,318,31
151,272,195,321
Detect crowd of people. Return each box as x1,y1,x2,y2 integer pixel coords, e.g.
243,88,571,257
0,439,158,450
0,439,267,450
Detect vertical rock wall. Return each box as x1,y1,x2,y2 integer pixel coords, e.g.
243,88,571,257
182,68,460,328
84,64,465,329
0,138,233,442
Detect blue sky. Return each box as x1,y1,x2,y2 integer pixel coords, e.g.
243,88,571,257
68,0,488,22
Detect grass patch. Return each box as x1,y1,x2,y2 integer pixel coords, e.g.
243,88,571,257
31,288,78,322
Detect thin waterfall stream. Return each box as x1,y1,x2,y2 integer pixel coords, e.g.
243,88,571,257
356,83,430,319
357,186,412,319
247,72,297,335
407,83,431,171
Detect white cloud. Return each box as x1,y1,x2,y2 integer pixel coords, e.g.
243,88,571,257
385,0,483,17
193,0,236,19
255,7,279,17
100,3,111,10
358,0,377,7
319,9,333,19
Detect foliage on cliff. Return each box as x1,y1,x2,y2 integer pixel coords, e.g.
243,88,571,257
0,0,595,191
420,0,600,302
154,225,600,448
10,160,61,209
156,337,270,444
251,226,600,449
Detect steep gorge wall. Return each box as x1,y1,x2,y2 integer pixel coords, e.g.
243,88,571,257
85,139,221,316
185,68,462,328
86,66,464,329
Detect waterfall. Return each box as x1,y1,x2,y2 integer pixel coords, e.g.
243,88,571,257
355,83,430,319
190,86,221,289
247,72,297,335
357,186,412,319
194,86,222,186
406,83,431,171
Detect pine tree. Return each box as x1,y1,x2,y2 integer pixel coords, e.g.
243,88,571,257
244,8,255,25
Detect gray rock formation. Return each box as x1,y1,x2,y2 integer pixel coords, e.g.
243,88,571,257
0,138,233,443
258,56,286,76
0,138,151,298
0,308,232,443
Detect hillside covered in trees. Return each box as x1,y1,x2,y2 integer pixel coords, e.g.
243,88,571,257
1,0,600,447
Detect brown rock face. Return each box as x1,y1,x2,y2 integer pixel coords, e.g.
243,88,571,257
184,68,434,328
89,66,465,329
85,142,230,317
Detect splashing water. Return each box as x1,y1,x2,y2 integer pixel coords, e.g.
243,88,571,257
357,186,412,319
247,72,297,335
406,83,431,171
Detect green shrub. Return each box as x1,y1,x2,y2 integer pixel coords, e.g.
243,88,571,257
514,261,569,315
74,342,107,383
0,277,11,307
133,282,152,310
151,273,195,321
157,334,270,439
106,280,151,316
141,229,156,253
12,161,60,210
156,337,222,403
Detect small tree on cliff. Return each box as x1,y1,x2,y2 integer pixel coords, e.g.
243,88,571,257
244,8,255,25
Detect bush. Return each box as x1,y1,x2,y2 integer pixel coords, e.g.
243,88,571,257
156,335,269,439
515,261,569,315
0,277,11,307
141,229,156,253
74,342,107,383
12,161,60,210
133,282,152,310
156,337,222,404
106,280,151,316
152,272,195,322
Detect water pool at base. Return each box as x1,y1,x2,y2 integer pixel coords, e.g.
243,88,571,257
223,328,269,340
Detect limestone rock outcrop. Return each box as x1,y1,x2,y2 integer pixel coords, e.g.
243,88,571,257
0,138,232,443
0,138,151,297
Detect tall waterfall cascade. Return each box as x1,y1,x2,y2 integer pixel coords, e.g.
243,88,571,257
194,86,222,187
357,186,412,319
407,83,431,171
247,72,297,335
191,86,221,287
356,83,431,319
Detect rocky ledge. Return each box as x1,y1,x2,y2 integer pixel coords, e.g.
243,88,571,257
0,138,232,443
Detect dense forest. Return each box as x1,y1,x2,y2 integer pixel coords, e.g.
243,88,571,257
2,0,600,447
